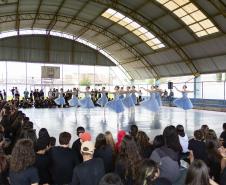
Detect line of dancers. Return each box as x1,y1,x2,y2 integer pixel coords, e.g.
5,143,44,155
54,84,194,115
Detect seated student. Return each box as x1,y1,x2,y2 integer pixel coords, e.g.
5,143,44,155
135,159,171,185
176,125,189,154
0,155,9,185
72,127,86,163
129,125,138,142
136,131,154,158
49,136,56,148
221,167,226,185
150,126,182,183
9,139,39,185
220,123,226,148
71,141,105,185
99,173,123,185
94,133,114,173
185,160,218,185
115,135,142,185
188,130,207,161
49,132,79,185
35,137,51,185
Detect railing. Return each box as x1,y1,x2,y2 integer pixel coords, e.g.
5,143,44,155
1,78,226,100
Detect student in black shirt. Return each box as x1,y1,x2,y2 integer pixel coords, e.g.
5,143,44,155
188,129,207,161
72,127,85,163
71,141,105,185
94,133,114,172
35,137,51,185
49,132,79,185
220,123,226,147
9,139,39,185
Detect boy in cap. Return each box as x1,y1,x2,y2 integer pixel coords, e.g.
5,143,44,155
71,141,105,185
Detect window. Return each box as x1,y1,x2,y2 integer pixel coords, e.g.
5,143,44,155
156,0,219,37
102,8,165,50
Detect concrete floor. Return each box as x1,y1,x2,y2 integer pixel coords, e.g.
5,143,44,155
21,106,226,144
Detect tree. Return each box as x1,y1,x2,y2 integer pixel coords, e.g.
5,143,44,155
79,76,91,86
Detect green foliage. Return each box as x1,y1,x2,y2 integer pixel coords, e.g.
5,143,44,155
216,73,222,82
79,76,91,86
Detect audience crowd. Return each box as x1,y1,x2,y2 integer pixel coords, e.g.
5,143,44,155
0,100,226,185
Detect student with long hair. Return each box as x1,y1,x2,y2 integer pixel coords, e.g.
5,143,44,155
94,133,114,173
105,131,115,154
185,160,218,185
9,139,39,185
135,159,171,185
136,131,154,158
115,135,142,185
0,154,9,185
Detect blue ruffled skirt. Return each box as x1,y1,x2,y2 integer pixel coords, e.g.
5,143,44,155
96,96,108,107
54,97,65,105
105,99,124,113
130,94,137,105
79,97,95,108
173,97,193,110
141,97,160,112
68,97,79,107
122,96,135,108
156,94,162,106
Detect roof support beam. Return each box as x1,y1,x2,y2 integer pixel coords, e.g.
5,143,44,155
31,0,43,29
15,0,20,35
62,0,91,31
46,0,67,34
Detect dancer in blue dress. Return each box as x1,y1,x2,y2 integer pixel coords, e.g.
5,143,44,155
130,86,139,105
122,86,135,109
79,86,95,109
96,87,108,107
154,85,163,107
105,86,124,114
54,88,66,108
119,87,124,99
68,88,79,121
69,88,79,107
173,85,193,110
140,86,160,112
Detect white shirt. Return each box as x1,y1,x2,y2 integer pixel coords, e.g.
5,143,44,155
179,134,189,153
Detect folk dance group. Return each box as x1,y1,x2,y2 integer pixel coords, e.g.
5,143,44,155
54,84,194,119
